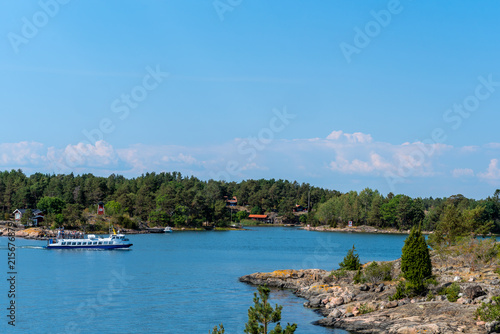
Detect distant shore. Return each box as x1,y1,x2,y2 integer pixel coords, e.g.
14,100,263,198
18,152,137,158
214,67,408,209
0,222,247,241
0,222,439,241
302,224,433,235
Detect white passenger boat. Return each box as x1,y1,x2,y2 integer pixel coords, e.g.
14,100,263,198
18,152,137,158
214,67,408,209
46,228,133,249
164,226,173,233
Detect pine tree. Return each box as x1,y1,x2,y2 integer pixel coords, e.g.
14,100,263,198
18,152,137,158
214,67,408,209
209,324,225,334
244,285,297,334
339,245,361,271
401,225,432,292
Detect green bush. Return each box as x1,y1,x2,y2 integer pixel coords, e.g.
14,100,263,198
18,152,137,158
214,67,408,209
115,215,138,230
424,278,439,287
236,211,249,222
339,245,361,271
250,206,262,215
475,296,500,321
389,281,408,301
389,279,427,301
438,283,460,302
363,262,392,283
426,291,435,301
353,268,363,284
331,269,348,279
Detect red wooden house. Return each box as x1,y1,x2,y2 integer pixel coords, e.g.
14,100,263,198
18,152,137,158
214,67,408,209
97,202,105,215
13,209,44,226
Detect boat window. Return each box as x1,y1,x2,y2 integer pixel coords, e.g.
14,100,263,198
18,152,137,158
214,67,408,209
82,242,86,245
72,242,76,245
77,242,81,245
62,242,66,245
98,242,103,245
93,242,97,245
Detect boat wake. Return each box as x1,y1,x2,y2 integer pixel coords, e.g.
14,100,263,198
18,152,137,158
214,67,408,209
0,245,45,250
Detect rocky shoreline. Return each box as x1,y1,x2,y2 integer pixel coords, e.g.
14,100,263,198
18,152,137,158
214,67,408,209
239,261,500,334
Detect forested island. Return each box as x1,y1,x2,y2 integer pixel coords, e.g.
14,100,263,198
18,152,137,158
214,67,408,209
0,170,498,238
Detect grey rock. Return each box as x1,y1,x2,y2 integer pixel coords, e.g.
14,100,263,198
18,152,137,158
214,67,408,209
344,312,354,318
308,296,322,308
359,284,369,291
331,296,344,306
465,285,486,300
386,300,398,308
477,295,488,302
486,321,500,333
329,308,343,318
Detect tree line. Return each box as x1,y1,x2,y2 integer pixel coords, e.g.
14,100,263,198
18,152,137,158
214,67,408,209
0,169,498,233
314,190,500,234
0,169,335,228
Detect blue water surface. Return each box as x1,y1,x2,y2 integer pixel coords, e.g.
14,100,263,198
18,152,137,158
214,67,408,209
0,227,408,334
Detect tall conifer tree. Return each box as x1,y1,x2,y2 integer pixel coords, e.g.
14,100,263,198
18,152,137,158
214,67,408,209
401,225,432,292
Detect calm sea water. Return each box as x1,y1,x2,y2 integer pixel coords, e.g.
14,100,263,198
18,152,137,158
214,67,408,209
0,227,408,334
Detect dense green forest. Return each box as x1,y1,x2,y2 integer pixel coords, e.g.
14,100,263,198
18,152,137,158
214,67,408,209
0,169,499,233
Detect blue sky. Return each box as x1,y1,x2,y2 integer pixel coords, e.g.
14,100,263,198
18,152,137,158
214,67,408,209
1,0,499,199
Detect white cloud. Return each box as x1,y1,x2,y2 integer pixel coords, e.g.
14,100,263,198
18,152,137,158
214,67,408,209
452,168,475,178
461,145,479,153
329,151,397,175
329,157,374,174
0,132,497,198
0,141,46,165
345,132,373,144
61,140,118,167
117,145,196,173
326,130,343,140
478,159,500,183
161,153,197,165
326,130,373,143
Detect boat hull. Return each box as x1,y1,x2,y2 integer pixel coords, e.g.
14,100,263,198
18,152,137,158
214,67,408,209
46,244,133,250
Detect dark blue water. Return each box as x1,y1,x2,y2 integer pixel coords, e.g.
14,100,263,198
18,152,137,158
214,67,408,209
0,227,408,333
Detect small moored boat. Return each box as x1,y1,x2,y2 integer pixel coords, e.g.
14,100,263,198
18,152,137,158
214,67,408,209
46,228,133,249
164,226,173,233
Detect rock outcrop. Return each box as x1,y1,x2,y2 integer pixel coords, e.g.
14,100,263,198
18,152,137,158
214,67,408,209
240,265,499,334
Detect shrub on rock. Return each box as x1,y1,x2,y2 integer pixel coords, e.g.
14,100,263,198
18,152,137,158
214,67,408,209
339,245,361,271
